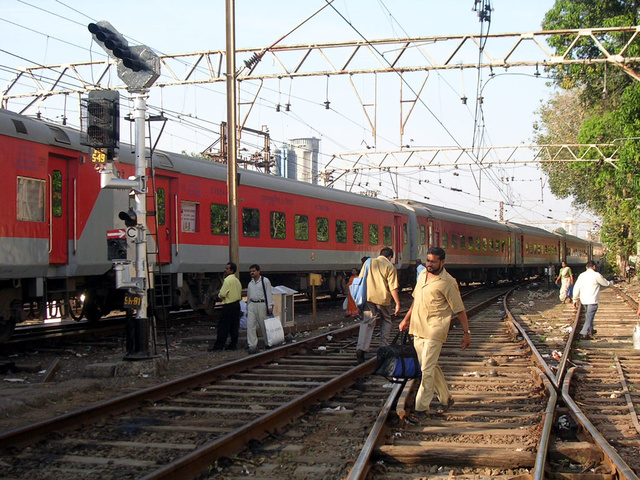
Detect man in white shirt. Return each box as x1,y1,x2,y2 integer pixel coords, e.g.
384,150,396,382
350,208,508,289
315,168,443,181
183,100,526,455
246,264,274,354
573,260,613,339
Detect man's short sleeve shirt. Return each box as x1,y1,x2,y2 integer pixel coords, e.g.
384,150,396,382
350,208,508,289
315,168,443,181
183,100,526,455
409,268,465,342
365,255,399,306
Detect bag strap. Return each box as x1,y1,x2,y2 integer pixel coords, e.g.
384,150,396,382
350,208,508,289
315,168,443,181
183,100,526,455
261,276,269,316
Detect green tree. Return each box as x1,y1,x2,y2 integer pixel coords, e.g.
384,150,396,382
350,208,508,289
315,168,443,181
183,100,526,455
535,0,640,267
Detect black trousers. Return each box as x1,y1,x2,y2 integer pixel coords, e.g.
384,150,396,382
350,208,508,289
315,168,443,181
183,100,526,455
214,301,241,349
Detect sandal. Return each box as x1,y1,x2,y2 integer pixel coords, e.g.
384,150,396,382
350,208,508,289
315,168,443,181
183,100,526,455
436,398,455,414
405,410,429,425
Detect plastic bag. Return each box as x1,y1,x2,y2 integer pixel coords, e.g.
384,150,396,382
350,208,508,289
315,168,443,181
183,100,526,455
264,315,284,347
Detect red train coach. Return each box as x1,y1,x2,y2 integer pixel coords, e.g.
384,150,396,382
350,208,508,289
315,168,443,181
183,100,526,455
396,200,513,284
0,106,600,341
0,108,411,339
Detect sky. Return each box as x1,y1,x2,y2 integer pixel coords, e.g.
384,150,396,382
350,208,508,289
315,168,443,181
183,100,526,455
0,0,604,237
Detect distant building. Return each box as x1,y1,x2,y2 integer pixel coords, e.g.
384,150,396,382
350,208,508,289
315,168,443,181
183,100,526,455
562,220,578,237
290,137,320,184
273,144,297,180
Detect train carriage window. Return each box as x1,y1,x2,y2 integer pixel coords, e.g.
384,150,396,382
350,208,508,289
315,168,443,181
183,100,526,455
295,214,309,241
369,224,379,245
157,188,166,226
442,232,448,248
403,223,408,244
383,225,392,246
489,239,493,251
476,237,481,250
51,170,62,218
11,119,27,135
468,236,473,250
459,235,465,249
181,201,199,233
495,238,500,251
242,207,260,237
17,176,46,222
420,225,426,246
316,217,329,242
353,222,363,244
501,240,505,252
270,211,286,239
483,238,487,251
451,234,457,249
210,203,228,235
336,219,347,243
48,126,71,145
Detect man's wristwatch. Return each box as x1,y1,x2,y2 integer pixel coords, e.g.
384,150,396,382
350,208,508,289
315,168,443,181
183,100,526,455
464,330,471,335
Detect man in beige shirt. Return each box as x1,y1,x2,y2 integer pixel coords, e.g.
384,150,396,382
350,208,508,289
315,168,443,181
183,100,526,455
356,247,401,363
399,246,471,424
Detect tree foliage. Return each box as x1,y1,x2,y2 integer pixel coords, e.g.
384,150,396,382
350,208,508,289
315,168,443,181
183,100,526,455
535,0,640,266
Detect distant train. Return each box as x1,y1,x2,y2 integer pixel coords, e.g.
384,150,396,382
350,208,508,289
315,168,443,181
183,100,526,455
0,108,602,341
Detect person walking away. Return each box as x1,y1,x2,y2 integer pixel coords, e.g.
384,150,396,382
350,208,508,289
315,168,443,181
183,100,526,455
345,267,360,318
246,264,274,354
399,247,471,424
210,262,243,351
355,247,401,363
556,261,573,303
415,258,426,283
573,260,613,339
547,262,556,290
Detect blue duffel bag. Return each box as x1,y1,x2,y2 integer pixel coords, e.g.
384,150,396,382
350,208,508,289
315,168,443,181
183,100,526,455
374,331,422,383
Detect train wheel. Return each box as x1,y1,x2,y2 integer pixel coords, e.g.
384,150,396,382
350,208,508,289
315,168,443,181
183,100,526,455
0,301,22,343
28,298,46,321
83,291,102,323
0,317,16,343
47,300,60,320
67,295,85,321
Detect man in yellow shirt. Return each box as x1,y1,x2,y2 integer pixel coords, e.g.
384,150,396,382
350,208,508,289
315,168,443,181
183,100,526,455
356,247,401,363
209,262,243,351
399,247,471,424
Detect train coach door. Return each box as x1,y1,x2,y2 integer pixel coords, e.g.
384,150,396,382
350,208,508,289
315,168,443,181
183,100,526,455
147,176,172,264
394,215,402,264
48,156,68,264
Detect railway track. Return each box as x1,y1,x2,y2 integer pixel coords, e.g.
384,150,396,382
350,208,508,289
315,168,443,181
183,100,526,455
6,283,637,479
343,283,640,480
0,287,498,479
504,285,639,478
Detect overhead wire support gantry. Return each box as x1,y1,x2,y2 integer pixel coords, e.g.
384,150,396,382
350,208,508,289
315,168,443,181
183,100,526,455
4,25,640,110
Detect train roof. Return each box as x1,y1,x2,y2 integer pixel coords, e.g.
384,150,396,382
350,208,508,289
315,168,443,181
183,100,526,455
396,199,511,231
0,108,407,215
505,221,563,240
0,108,85,149
559,232,590,246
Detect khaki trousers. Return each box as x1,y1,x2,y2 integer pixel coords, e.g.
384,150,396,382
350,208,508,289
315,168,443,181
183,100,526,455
413,336,450,412
247,301,268,349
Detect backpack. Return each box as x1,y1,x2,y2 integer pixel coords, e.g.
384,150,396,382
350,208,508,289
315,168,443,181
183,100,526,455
349,259,371,308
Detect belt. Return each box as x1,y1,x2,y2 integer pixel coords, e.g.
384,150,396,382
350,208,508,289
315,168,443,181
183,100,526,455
250,299,265,302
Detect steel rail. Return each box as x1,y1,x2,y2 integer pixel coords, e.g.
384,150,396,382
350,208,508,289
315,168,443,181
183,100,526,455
140,359,374,480
562,368,640,480
344,284,520,479
531,369,558,480
0,323,360,448
507,285,640,479
502,290,560,392
346,381,405,480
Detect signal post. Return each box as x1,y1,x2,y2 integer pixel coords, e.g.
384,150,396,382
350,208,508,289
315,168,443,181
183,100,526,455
86,21,160,360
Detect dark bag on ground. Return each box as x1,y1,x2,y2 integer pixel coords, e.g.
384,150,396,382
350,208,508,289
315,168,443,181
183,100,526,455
374,331,422,383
